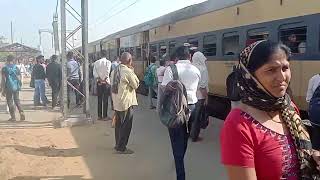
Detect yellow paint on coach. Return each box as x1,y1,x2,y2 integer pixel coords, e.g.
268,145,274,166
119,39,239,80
149,0,320,42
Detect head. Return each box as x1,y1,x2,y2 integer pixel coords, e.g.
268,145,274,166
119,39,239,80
288,34,297,43
150,56,156,63
168,50,178,64
67,51,74,60
36,55,44,64
192,51,207,68
241,40,291,98
175,46,191,61
18,59,23,64
101,50,107,58
7,55,15,64
120,52,132,66
159,60,166,67
50,55,58,62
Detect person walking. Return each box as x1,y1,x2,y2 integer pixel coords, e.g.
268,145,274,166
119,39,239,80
220,40,320,179
306,73,320,157
46,55,62,108
32,55,49,106
144,56,158,109
93,50,112,121
190,51,209,142
111,52,139,154
66,51,81,108
156,60,166,111
1,55,25,121
161,46,201,180
16,59,27,86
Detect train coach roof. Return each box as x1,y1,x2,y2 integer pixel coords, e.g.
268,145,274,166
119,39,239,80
97,0,251,43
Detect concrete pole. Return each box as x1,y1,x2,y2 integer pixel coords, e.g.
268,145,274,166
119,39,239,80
11,21,13,44
81,0,90,117
60,0,68,119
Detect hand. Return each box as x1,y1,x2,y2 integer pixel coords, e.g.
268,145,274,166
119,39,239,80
204,97,208,106
312,150,320,171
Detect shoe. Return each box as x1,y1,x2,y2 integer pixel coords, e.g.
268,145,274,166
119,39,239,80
149,106,156,109
8,118,17,122
20,113,25,121
192,137,204,142
115,148,134,154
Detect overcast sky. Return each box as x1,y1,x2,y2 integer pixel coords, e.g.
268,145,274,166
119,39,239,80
0,0,207,57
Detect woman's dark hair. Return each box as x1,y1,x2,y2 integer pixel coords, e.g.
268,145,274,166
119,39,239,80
247,40,291,73
159,60,165,66
150,56,156,63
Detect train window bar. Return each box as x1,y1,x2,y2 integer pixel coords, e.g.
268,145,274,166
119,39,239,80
222,32,240,56
203,35,217,57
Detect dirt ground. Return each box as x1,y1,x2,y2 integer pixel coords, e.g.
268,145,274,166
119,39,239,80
0,77,227,180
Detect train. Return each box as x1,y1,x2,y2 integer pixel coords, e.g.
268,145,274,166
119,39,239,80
84,0,320,119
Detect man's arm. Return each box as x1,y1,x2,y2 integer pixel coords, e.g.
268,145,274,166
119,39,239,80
127,70,139,90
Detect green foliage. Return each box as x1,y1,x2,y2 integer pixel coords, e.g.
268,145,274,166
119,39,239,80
0,52,12,62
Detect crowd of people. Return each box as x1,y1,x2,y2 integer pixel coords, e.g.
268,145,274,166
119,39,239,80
0,38,319,180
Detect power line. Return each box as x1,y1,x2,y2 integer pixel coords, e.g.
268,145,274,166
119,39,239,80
91,0,142,27
90,0,126,26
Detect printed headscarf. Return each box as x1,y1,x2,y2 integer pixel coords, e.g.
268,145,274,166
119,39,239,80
236,40,319,179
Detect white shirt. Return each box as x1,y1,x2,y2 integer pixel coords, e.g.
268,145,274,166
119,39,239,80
156,66,166,83
162,60,201,104
306,74,320,102
93,57,112,84
16,64,27,74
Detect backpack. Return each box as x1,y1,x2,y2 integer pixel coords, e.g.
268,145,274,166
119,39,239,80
226,66,241,101
159,65,190,128
4,65,21,92
143,64,156,87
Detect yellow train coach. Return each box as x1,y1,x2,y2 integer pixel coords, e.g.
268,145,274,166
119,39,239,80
90,0,320,118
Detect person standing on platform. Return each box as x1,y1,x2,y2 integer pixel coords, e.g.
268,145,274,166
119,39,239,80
16,59,27,86
156,60,166,111
1,55,25,121
145,56,158,109
46,55,62,108
111,52,139,154
32,55,49,106
161,46,201,180
66,51,81,108
93,50,112,121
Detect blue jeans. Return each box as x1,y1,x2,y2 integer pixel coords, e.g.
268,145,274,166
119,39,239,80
168,104,196,180
34,79,47,105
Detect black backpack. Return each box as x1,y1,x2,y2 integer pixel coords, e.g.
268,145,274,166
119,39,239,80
226,66,241,101
159,65,190,128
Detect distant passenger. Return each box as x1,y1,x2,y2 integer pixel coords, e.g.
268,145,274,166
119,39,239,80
66,51,81,108
161,46,200,180
145,56,158,109
111,52,139,154
32,55,49,106
46,55,62,108
93,50,112,121
220,40,319,179
1,55,25,121
16,59,27,85
190,51,209,142
306,73,320,152
111,56,120,73
156,60,166,111
286,34,300,53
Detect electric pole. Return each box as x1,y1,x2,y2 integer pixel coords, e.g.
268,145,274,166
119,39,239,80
81,0,89,117
10,21,13,44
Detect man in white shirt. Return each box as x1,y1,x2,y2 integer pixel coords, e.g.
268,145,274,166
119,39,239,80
16,59,27,86
93,50,112,121
161,46,200,180
306,73,320,103
156,60,167,111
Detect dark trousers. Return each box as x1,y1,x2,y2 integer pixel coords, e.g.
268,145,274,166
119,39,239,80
6,90,23,119
51,83,60,107
115,107,133,152
97,83,110,118
67,79,80,108
189,99,205,141
311,124,320,150
169,104,195,180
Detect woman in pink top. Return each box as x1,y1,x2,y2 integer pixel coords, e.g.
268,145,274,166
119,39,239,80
220,40,320,179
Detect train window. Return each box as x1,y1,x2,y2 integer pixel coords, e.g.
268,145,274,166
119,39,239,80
203,35,217,56
223,32,240,56
188,38,199,49
279,26,307,54
159,43,167,59
136,46,142,58
129,47,134,56
247,28,269,46
169,41,176,54
149,44,157,57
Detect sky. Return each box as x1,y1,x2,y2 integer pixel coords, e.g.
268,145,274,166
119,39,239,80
0,0,207,57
